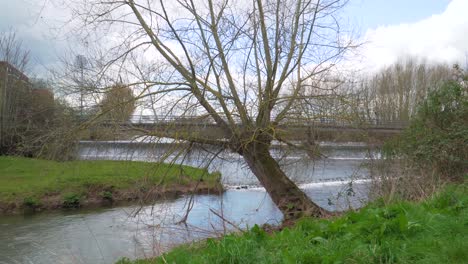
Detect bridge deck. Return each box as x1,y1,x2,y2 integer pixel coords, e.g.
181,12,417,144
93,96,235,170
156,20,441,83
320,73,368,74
87,115,407,141
120,115,408,130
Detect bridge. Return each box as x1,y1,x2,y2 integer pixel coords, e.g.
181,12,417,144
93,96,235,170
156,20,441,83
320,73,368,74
91,115,408,142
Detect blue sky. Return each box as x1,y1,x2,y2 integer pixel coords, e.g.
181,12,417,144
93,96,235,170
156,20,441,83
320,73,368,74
352,0,468,70
346,0,450,30
0,0,465,75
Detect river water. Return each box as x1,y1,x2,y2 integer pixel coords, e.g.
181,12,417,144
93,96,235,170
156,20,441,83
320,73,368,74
0,141,376,264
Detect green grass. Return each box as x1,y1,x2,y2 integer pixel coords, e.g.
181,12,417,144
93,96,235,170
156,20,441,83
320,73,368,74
0,156,221,205
119,182,468,264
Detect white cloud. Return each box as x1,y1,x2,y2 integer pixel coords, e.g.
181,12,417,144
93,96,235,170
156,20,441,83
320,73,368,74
358,0,468,72
0,0,72,76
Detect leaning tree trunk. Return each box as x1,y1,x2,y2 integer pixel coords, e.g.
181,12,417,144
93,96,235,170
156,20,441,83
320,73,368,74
242,140,328,220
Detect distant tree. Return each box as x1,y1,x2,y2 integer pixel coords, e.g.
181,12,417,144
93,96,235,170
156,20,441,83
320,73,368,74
100,84,135,122
16,97,81,160
360,59,452,122
0,29,29,71
0,30,31,154
0,31,83,159
30,79,55,123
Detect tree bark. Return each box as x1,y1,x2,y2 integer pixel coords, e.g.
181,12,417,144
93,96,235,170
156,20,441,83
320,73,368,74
241,140,327,220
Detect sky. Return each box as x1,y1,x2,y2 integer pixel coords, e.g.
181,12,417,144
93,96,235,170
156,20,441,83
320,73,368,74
346,0,451,30
347,0,468,71
0,0,467,76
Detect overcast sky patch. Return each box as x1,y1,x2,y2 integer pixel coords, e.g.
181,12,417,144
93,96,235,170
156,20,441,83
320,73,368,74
0,0,466,77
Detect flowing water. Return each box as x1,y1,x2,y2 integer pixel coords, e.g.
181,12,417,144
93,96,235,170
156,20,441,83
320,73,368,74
0,141,376,264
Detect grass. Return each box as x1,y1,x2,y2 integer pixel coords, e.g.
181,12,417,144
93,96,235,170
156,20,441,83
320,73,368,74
119,182,468,264
0,156,221,209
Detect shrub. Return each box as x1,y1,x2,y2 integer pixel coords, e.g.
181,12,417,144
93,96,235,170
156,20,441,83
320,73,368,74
384,81,467,180
23,196,41,209
62,193,81,208
101,190,113,201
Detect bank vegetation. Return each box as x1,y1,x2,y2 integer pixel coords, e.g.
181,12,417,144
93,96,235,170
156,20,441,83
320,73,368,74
0,156,222,214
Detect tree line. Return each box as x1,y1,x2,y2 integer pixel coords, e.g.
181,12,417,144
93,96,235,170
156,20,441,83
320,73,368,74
0,31,136,159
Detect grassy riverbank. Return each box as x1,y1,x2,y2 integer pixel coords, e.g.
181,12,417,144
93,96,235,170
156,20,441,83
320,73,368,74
0,156,222,214
120,181,467,264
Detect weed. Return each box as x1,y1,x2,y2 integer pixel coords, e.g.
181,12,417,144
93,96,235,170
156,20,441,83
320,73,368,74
23,197,41,209
62,193,81,208
384,81,467,180
101,191,113,201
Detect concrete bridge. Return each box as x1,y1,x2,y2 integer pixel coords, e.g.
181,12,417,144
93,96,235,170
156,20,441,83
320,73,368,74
96,115,408,142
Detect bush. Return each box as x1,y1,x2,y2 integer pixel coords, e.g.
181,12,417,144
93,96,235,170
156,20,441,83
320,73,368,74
384,81,468,180
23,196,41,209
101,190,113,201
62,193,81,208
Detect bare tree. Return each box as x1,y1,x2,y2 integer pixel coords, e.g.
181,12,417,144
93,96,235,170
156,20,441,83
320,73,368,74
0,30,31,154
69,0,355,219
359,58,452,122
0,29,30,72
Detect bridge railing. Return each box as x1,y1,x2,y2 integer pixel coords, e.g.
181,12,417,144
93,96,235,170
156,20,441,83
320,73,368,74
121,115,408,129
128,115,216,124
281,118,409,129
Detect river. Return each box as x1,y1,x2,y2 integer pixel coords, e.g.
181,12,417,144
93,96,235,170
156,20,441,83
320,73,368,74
0,141,376,264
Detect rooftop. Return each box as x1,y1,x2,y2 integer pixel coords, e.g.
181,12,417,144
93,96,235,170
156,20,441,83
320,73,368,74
0,61,29,83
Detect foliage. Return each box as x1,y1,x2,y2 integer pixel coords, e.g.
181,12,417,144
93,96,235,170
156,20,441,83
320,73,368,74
101,190,113,201
100,84,135,122
384,80,468,179
118,182,467,264
22,197,41,209
0,156,221,205
62,193,81,208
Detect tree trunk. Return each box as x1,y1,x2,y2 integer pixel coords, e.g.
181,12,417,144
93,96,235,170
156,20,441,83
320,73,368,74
242,141,328,220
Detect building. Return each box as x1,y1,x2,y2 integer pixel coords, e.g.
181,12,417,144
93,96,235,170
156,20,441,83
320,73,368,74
0,61,30,113
0,61,32,152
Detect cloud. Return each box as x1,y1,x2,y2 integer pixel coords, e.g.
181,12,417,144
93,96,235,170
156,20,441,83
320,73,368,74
358,0,468,72
3,0,467,78
0,0,71,76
